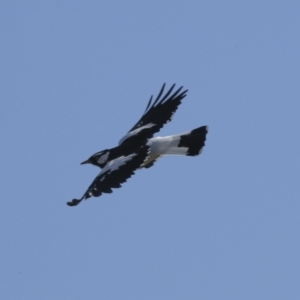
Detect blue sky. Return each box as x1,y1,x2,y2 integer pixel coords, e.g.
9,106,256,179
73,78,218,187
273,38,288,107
1,1,299,299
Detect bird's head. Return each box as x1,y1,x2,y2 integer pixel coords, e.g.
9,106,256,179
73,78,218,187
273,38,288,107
81,149,110,168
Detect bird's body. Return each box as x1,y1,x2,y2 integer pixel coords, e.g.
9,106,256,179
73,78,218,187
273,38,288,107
68,84,208,206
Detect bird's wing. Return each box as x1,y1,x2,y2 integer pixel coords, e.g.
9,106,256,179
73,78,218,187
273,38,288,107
118,84,187,146
67,146,150,206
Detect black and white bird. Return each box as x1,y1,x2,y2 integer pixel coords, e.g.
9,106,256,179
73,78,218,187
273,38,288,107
68,84,208,206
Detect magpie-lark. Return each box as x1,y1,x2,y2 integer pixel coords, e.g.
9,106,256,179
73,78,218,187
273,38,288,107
68,84,208,206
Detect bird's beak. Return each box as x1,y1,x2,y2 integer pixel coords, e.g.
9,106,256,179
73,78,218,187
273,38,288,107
80,159,90,165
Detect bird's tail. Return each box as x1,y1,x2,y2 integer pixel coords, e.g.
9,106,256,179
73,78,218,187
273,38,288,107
162,126,208,156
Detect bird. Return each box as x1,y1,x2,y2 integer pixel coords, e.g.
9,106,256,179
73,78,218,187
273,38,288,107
68,83,208,206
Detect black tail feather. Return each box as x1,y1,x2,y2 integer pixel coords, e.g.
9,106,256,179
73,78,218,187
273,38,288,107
178,126,208,156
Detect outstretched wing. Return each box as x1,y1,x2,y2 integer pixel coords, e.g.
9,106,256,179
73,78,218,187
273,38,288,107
118,83,187,146
67,146,150,206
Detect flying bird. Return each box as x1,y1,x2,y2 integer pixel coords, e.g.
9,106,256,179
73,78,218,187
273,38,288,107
68,84,208,206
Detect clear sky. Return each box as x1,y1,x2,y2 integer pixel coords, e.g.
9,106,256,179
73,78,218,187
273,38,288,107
1,1,299,299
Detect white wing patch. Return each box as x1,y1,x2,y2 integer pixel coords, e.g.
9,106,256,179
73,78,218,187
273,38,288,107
99,153,138,181
118,123,155,145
